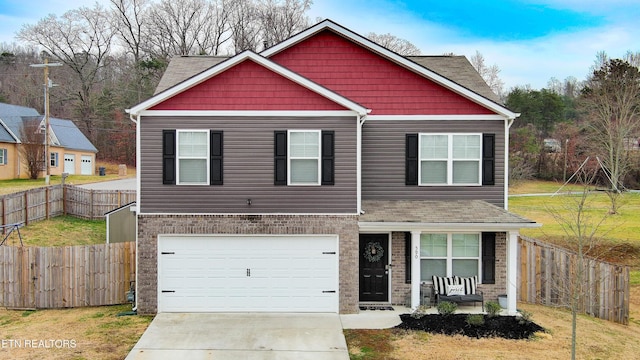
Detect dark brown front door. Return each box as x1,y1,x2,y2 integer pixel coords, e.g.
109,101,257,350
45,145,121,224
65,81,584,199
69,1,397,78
359,234,389,302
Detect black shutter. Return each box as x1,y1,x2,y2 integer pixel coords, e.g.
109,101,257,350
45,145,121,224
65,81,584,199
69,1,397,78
321,131,335,185
210,130,223,185
405,134,418,185
274,131,287,185
482,133,495,185
405,232,412,284
162,130,176,185
482,232,496,284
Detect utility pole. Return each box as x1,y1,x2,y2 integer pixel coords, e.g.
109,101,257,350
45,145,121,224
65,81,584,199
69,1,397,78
30,59,62,185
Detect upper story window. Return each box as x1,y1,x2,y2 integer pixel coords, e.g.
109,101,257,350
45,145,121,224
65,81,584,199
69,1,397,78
419,133,481,185
162,129,223,186
420,233,481,281
274,130,334,186
0,148,7,165
289,130,321,185
177,130,209,185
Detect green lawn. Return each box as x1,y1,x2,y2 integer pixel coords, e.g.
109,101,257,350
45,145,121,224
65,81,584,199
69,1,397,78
3,216,106,247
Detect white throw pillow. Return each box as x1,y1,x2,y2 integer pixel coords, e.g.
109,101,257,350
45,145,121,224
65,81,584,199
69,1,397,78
446,284,465,296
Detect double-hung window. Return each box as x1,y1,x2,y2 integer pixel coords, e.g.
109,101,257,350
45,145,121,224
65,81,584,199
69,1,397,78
50,152,59,167
420,233,481,282
288,130,321,185
0,148,7,165
177,130,209,185
419,133,481,185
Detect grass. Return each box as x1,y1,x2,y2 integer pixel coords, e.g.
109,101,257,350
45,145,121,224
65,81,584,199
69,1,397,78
0,162,135,196
2,216,106,247
0,305,152,360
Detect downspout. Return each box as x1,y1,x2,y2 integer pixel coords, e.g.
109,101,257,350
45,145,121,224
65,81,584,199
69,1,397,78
357,111,370,215
127,111,140,312
504,115,518,210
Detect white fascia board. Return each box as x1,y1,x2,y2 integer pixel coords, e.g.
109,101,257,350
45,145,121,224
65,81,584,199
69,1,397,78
134,110,360,118
0,118,20,143
127,51,369,116
358,221,541,232
262,20,517,120
366,115,508,121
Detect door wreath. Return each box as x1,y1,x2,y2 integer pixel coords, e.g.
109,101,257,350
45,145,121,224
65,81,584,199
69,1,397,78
363,241,384,262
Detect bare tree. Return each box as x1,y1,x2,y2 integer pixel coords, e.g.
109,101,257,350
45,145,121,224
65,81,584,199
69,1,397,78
18,118,45,179
580,58,640,214
470,50,505,99
17,4,116,142
258,0,312,48
366,32,421,56
197,0,234,56
229,0,261,53
546,169,610,360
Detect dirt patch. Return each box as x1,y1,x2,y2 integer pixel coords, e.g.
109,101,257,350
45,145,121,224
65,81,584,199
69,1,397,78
396,314,544,339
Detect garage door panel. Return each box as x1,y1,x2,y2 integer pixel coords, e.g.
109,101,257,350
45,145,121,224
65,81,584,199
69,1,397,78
158,235,338,313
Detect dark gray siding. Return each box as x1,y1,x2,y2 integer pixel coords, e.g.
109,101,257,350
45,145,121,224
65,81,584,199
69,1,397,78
140,116,358,213
361,120,506,207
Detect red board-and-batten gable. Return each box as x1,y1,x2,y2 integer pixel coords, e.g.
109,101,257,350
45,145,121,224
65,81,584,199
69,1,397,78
149,59,348,111
269,30,495,116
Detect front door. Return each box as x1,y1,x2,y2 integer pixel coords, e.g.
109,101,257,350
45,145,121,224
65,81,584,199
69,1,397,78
359,234,389,302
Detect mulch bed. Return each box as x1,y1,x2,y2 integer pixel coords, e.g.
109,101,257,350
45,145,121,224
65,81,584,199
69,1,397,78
396,313,545,339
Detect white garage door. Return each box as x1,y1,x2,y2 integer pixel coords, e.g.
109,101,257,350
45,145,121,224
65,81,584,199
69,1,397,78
63,154,75,174
158,235,339,313
81,155,93,175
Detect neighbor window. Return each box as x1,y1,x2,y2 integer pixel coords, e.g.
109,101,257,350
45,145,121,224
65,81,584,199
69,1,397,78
419,134,481,185
420,233,481,282
288,130,321,185
0,148,7,165
177,130,209,185
50,152,59,167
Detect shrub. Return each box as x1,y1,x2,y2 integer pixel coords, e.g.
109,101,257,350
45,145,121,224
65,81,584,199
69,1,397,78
410,305,429,319
518,309,533,325
436,301,457,316
485,301,502,318
466,313,485,327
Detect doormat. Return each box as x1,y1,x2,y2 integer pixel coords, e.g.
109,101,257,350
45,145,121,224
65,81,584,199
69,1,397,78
359,305,395,311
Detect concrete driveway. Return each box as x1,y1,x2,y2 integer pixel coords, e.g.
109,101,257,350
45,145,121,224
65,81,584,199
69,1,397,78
78,177,136,191
125,313,349,359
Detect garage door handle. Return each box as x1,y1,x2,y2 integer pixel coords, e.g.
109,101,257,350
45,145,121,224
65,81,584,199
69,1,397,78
161,252,175,255
322,290,336,293
322,252,336,254
162,290,175,293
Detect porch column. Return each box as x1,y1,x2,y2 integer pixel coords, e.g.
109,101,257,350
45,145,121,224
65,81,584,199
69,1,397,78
506,230,520,315
411,230,421,310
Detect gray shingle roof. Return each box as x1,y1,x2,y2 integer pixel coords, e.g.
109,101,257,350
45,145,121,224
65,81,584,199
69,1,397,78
0,102,97,152
155,56,228,94
360,200,536,225
407,56,502,104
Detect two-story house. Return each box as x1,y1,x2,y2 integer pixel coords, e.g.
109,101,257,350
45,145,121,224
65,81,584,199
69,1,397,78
127,20,537,315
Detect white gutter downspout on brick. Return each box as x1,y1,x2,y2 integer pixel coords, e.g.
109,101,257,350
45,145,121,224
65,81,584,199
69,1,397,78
506,114,520,316
127,111,140,312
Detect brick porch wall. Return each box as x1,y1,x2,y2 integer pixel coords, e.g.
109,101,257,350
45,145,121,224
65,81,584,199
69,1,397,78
391,232,508,305
136,214,359,315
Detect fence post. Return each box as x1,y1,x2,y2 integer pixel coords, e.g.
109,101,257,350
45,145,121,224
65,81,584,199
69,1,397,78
24,191,28,226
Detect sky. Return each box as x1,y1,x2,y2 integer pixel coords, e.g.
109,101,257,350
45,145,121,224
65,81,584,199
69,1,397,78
0,0,638,91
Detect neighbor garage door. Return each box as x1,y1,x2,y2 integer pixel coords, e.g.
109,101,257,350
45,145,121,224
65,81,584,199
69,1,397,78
158,235,339,313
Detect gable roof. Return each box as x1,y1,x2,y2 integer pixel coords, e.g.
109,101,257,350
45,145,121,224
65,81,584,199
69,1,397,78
128,51,369,116
0,102,97,152
262,19,515,118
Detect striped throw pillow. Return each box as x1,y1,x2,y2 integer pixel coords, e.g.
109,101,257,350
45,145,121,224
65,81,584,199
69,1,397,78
432,276,457,295
460,276,478,295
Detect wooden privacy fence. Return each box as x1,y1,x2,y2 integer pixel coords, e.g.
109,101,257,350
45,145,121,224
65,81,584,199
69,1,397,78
518,236,629,324
0,185,136,225
0,242,135,308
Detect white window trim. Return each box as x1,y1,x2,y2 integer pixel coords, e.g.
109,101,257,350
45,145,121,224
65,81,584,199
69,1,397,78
287,129,321,186
418,133,482,186
0,148,6,165
176,129,210,185
50,152,58,167
420,232,482,282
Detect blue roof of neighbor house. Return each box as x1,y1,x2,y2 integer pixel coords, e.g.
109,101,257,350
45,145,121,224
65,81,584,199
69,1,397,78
50,117,98,152
0,103,39,143
0,102,97,153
